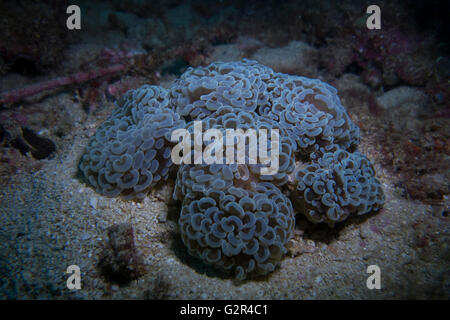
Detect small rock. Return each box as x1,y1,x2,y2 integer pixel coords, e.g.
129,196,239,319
359,225,370,239
376,86,426,110
157,212,167,223
90,197,98,209
81,233,91,241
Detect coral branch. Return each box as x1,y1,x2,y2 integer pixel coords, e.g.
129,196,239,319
0,64,126,105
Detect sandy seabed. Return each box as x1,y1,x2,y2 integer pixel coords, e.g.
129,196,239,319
0,87,449,300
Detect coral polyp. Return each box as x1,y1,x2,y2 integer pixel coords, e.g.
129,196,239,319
79,85,186,200
176,164,295,280
294,145,385,227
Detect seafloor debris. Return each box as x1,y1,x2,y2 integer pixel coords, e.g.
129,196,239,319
97,223,145,285
20,127,56,160
9,127,55,160
142,274,171,299
80,59,384,280
0,64,126,105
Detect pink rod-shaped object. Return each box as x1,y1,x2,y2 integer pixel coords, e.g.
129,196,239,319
0,64,126,105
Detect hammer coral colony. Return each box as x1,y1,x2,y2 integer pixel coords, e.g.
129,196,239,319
79,60,385,280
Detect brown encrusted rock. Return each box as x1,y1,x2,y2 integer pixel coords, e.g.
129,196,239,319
251,41,319,77
98,223,145,285
395,52,434,86
319,43,354,77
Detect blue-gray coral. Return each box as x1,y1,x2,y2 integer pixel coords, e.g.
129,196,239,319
259,73,360,155
80,59,385,280
169,60,274,120
294,145,385,226
175,163,295,280
179,105,296,187
79,85,185,200
169,59,359,158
